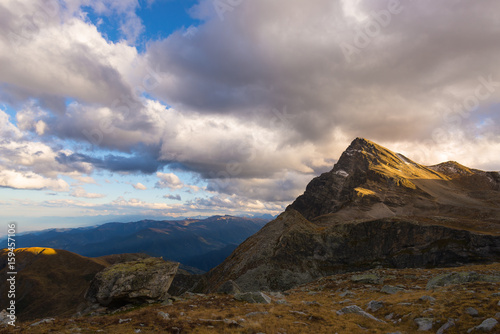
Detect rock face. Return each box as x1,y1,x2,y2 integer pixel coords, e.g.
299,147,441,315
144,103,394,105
85,257,179,307
206,138,500,292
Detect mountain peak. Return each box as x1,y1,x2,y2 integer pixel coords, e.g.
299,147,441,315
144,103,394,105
288,138,500,221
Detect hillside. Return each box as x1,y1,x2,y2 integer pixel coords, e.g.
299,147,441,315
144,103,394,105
206,138,500,292
7,216,268,272
3,262,500,333
0,248,107,321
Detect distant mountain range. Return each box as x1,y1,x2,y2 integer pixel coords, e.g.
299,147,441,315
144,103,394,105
5,215,269,272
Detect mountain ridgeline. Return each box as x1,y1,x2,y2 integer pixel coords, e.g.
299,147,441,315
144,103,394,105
11,216,268,272
205,138,500,292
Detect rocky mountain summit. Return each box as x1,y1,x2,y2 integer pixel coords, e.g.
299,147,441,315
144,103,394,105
206,138,500,292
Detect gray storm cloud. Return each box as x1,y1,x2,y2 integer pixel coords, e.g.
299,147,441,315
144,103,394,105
1,0,500,204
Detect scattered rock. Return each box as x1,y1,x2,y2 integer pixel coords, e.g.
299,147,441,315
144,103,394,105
336,305,385,322
465,307,479,316
275,299,289,305
289,311,308,316
339,290,355,297
302,301,321,306
0,310,14,325
366,300,384,312
217,280,241,295
85,258,179,307
158,312,170,320
426,272,500,290
234,292,271,304
468,318,498,332
381,285,405,294
118,318,131,324
419,295,436,302
30,318,55,326
245,311,269,317
436,319,455,334
350,273,383,285
414,317,433,331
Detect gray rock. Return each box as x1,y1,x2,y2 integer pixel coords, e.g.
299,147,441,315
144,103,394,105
234,292,271,304
217,280,241,295
475,318,498,332
336,305,385,322
339,290,355,297
426,272,500,290
381,285,405,294
119,318,131,324
436,319,455,334
419,295,436,302
85,258,179,307
275,299,289,305
414,317,433,331
367,300,384,312
30,318,55,326
302,301,321,306
0,310,14,325
158,312,170,320
495,312,500,319
465,307,479,316
245,311,269,317
350,273,383,285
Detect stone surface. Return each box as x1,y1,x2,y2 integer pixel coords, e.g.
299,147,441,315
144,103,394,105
426,272,500,290
30,318,55,327
367,300,384,312
414,317,433,331
381,285,405,294
419,295,436,302
85,257,179,307
350,273,383,285
234,292,271,304
336,305,385,322
436,319,455,334
468,318,498,332
217,280,241,295
465,307,479,316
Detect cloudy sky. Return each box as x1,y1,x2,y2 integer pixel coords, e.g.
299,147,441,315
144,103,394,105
1,0,500,233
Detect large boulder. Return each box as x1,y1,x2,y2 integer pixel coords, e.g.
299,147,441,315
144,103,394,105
85,257,178,307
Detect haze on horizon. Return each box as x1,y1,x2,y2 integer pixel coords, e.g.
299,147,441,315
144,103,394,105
0,0,499,233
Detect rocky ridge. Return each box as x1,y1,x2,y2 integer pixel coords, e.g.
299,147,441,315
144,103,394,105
206,138,500,292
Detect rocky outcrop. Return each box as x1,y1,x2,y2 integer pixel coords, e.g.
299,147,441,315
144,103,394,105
207,210,500,291
85,257,179,307
206,138,500,292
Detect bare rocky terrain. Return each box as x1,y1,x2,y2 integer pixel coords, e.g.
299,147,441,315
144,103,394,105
2,263,500,333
